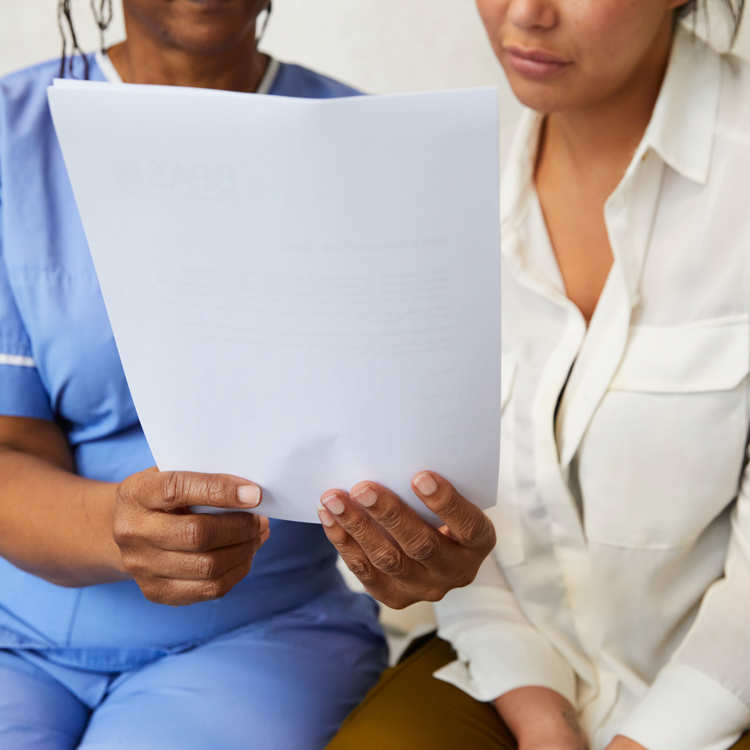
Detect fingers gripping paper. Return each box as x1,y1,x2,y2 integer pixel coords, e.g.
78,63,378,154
48,80,500,524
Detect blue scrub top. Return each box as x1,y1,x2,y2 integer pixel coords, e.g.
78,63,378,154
0,55,358,671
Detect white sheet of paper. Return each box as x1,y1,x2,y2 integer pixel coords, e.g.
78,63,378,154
48,79,500,524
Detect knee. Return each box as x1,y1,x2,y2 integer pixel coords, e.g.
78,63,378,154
0,666,88,750
327,707,439,750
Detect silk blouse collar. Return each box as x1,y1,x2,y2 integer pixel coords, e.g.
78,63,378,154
500,25,723,237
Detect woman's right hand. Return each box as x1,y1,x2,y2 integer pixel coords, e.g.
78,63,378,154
112,468,269,606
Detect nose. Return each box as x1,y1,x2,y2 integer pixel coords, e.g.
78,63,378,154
507,0,557,31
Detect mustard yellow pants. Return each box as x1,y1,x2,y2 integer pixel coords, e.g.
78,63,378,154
327,635,750,750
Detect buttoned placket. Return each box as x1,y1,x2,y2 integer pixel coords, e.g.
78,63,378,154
505,142,667,719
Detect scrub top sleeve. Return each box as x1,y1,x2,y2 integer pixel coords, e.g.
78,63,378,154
0,193,54,421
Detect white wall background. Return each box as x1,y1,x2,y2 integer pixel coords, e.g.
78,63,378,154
2,1,749,158
1,0,523,153
0,1,510,88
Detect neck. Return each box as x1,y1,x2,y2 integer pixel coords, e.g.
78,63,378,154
539,19,675,184
107,14,268,92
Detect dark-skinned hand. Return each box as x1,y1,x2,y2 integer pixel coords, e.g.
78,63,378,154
318,471,496,609
113,468,269,606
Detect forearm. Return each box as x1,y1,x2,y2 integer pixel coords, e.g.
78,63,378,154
495,687,587,750
0,447,128,587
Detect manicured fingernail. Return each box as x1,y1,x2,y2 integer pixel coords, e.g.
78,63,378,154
318,507,336,527
352,486,377,507
322,494,346,515
414,472,438,496
238,484,261,506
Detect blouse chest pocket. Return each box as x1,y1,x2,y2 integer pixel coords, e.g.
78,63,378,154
494,353,526,566
580,315,750,549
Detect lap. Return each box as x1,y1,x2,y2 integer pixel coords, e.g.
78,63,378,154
329,634,750,750
79,587,387,750
0,651,89,750
327,635,516,750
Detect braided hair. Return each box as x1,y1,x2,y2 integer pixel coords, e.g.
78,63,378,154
58,0,114,79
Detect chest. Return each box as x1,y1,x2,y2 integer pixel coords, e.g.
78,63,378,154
535,168,615,324
501,179,750,553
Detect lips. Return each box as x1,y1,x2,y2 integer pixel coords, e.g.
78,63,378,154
504,46,572,80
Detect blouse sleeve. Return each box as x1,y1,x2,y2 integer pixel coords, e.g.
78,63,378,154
618,441,750,750
0,184,54,421
432,505,577,706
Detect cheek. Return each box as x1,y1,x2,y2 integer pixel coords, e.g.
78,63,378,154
572,0,668,70
549,1,669,103
475,0,507,57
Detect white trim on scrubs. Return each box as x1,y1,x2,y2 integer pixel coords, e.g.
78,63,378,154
95,49,281,93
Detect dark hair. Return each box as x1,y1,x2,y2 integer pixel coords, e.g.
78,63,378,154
58,0,113,79
677,0,746,43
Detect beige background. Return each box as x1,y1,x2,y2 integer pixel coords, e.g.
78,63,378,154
0,0,519,158
0,1,508,87
2,1,749,158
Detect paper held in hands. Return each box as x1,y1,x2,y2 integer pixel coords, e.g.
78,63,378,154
48,79,500,524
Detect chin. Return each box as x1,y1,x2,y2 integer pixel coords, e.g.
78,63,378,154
135,1,256,55
502,71,572,115
507,84,564,114
164,20,251,55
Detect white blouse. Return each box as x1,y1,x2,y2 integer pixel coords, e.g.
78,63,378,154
434,28,750,750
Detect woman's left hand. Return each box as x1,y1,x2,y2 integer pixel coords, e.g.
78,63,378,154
318,471,496,609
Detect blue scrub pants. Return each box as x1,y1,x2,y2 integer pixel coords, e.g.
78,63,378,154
0,586,387,749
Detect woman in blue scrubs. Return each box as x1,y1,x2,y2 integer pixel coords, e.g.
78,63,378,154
0,3,389,748
0,2,498,746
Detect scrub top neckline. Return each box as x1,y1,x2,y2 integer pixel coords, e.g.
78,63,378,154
95,49,281,95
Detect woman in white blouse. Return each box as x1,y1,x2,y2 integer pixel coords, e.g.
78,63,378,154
329,1,750,749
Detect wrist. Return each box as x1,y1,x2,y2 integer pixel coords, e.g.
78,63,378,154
84,479,129,581
495,687,586,749
606,736,647,750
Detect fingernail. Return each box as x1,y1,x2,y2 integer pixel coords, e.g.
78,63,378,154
238,484,261,506
318,507,336,527
352,486,377,508
322,494,346,515
414,472,438,497
258,516,270,534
